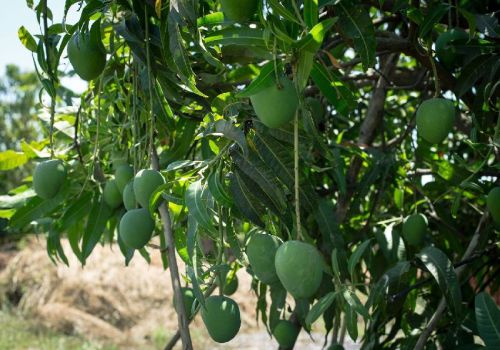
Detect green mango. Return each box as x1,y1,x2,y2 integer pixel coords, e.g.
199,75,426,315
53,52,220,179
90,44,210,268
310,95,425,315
103,179,122,209
220,0,258,22
173,287,196,320
115,165,134,193
133,169,165,209
416,98,455,144
275,240,323,299
246,232,282,284
487,187,500,224
402,213,428,246
201,295,241,343
119,208,154,249
123,182,136,211
273,320,299,348
67,29,106,81
33,159,67,199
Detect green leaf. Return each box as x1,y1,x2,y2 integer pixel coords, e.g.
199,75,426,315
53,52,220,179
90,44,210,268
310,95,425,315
296,50,315,91
59,192,93,231
345,303,358,341
310,62,356,112
475,292,500,348
212,119,248,156
81,195,112,263
0,150,28,171
455,54,497,97
366,261,411,309
419,3,449,38
306,291,336,327
0,190,36,209
267,0,302,25
228,172,265,227
207,167,232,207
295,18,337,53
187,265,205,308
335,1,375,70
197,11,225,27
315,199,345,248
18,26,37,52
204,27,266,47
417,246,462,318
304,0,319,28
185,180,217,236
342,288,369,319
348,239,372,279
9,189,66,229
230,150,286,213
237,61,278,98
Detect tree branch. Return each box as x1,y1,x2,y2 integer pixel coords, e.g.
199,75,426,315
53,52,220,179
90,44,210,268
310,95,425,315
151,148,193,350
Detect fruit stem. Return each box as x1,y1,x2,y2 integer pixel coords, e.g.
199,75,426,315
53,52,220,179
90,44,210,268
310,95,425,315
217,204,225,296
41,0,55,158
145,6,155,165
427,41,440,97
294,109,303,241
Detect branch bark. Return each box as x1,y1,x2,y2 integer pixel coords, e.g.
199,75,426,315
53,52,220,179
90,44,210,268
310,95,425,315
336,53,400,222
151,149,193,350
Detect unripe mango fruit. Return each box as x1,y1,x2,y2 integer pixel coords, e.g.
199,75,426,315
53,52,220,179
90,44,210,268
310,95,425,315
103,179,122,209
33,159,67,199
275,240,323,299
119,208,154,249
68,30,106,81
173,287,196,320
246,232,282,285
416,98,455,144
436,29,468,69
250,76,299,129
273,320,299,348
402,213,428,246
222,275,238,296
123,182,136,211
487,187,500,224
220,0,258,22
115,165,134,193
201,295,241,343
133,169,165,209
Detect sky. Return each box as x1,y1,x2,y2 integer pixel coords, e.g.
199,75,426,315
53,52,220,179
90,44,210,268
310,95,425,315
0,1,86,92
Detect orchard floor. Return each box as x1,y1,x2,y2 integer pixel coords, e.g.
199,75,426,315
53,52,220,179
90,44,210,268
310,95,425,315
0,238,360,350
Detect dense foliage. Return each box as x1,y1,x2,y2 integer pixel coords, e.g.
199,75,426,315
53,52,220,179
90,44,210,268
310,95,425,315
1,0,499,349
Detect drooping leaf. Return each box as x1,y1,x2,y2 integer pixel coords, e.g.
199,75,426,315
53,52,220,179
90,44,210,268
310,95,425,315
18,26,38,52
185,180,217,236
237,61,279,98
0,150,28,171
475,292,500,348
455,54,498,97
305,291,336,327
9,189,66,229
304,0,319,28
334,1,375,70
294,18,337,53
417,246,462,318
419,2,450,38
81,194,112,263
204,27,267,47
228,172,265,227
348,239,372,279
211,119,248,156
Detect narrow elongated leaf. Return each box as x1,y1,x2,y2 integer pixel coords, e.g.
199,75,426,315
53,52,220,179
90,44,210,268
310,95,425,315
419,3,450,38
228,172,265,227
348,239,372,278
343,288,369,319
417,246,462,318
207,167,232,207
475,292,500,348
254,131,294,188
185,180,217,235
231,150,286,212
212,120,248,156
310,62,356,112
306,291,336,327
186,213,198,264
59,191,93,230
455,54,497,97
82,195,112,263
235,169,282,217
335,2,375,70
18,26,37,52
345,304,358,341
9,189,66,229
315,199,345,248
268,0,302,25
205,27,266,47
304,0,319,28
366,261,411,309
197,12,225,27
0,190,36,209
237,61,278,98
297,50,315,90
0,150,28,171
295,18,337,53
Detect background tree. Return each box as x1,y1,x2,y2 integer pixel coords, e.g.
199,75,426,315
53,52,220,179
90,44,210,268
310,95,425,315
1,1,499,349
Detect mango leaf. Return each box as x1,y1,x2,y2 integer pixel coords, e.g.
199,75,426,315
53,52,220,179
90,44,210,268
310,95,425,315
475,292,500,348
267,0,302,25
310,62,356,113
0,150,28,171
211,120,248,156
204,27,266,47
81,195,112,263
348,239,372,279
186,213,198,264
455,54,498,97
47,229,69,266
305,291,336,328
185,180,217,236
419,3,450,38
345,303,358,341
296,50,315,90
207,167,232,207
0,190,36,209
197,12,225,27
342,288,369,319
228,172,265,227
304,0,319,28
230,150,286,213
295,18,337,53
187,265,205,308
58,191,93,231
237,61,278,98
315,199,345,249
334,1,375,70
366,261,411,309
417,246,462,318
9,188,66,229
18,26,37,52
